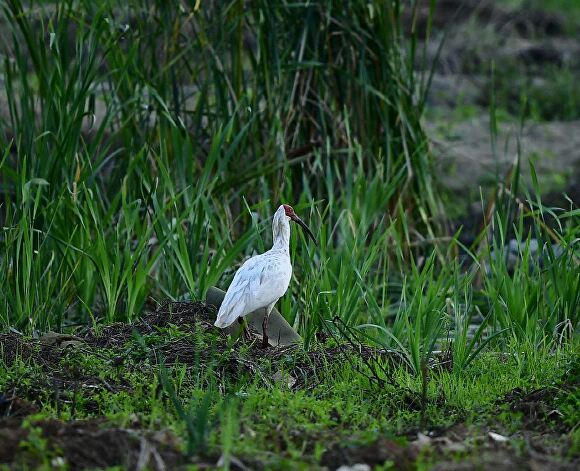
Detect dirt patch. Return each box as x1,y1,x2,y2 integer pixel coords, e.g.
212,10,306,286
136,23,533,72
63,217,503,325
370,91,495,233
0,395,39,418
323,423,578,471
0,301,220,370
417,0,580,206
83,301,215,348
427,117,580,195
0,393,206,470
501,386,566,431
0,415,188,471
431,449,576,471
408,0,569,39
322,437,417,470
0,333,39,366
1,301,415,396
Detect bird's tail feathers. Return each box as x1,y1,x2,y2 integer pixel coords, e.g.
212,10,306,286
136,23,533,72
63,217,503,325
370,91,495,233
214,300,245,328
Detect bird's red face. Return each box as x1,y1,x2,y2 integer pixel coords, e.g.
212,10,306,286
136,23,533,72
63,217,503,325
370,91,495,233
281,204,317,246
283,204,295,218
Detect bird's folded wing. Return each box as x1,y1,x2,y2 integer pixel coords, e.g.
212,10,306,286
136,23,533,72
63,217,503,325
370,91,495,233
215,255,289,327
215,257,266,326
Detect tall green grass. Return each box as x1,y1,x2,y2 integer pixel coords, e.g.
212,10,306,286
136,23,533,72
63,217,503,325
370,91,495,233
0,0,438,329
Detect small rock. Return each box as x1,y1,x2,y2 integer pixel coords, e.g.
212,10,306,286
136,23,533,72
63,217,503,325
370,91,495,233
272,371,297,389
39,332,84,348
488,431,510,442
336,465,371,471
217,454,250,471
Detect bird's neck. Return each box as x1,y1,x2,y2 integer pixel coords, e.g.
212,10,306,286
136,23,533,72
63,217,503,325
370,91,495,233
272,216,291,252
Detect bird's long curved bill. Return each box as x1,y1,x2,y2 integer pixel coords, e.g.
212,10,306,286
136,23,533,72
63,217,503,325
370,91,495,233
293,216,318,246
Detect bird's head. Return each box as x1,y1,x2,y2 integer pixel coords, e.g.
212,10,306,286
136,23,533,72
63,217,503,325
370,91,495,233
279,204,317,246
282,204,296,218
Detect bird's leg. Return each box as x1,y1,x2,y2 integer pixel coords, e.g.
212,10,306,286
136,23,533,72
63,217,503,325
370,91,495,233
261,305,274,349
237,317,251,341
243,319,251,341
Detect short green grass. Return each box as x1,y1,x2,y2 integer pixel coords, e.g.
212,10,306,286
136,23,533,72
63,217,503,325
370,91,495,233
2,327,578,469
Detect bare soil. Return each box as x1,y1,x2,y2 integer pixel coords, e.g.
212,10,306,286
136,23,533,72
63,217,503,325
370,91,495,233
419,0,580,209
0,414,187,471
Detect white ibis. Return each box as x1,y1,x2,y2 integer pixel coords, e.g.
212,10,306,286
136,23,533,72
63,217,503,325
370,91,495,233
214,204,317,347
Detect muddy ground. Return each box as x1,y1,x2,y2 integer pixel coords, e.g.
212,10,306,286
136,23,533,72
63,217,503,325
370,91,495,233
421,0,580,200
1,301,578,470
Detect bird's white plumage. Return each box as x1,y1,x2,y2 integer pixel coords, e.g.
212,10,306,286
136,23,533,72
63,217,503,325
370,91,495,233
214,206,293,328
